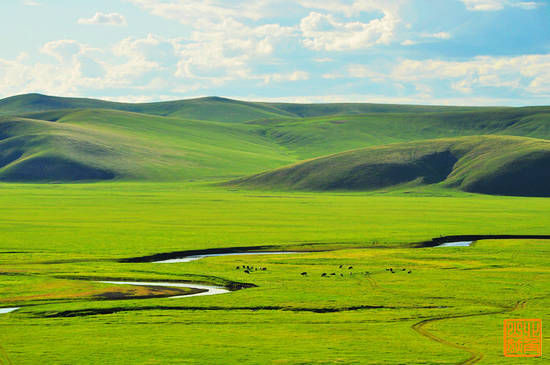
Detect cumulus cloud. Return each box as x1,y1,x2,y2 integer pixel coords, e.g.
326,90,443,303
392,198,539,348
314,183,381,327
175,19,295,85
78,12,127,26
41,40,84,63
391,54,550,94
300,11,398,51
321,53,550,97
461,0,542,11
23,0,40,6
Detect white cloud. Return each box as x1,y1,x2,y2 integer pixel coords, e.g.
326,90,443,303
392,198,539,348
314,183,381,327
78,12,127,26
401,39,416,46
322,64,385,81
41,40,83,63
422,32,451,40
261,70,309,83
300,11,398,51
127,0,272,23
320,53,550,97
461,0,542,11
346,64,385,81
314,57,334,63
126,1,298,87
237,93,543,106
391,54,550,94
23,0,40,6
175,19,295,85
298,0,403,18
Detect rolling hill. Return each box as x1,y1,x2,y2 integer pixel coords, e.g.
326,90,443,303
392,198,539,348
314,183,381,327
0,109,293,182
230,135,550,197
0,93,550,195
0,93,530,122
0,94,297,123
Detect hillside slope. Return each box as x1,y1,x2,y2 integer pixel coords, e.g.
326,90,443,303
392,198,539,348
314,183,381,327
230,135,550,197
253,109,550,158
1,93,534,123
0,110,294,182
0,94,297,122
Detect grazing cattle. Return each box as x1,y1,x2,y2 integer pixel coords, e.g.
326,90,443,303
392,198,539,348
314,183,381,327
321,273,327,277
408,270,412,274
348,266,353,270
244,270,250,274
339,265,343,269
402,268,406,271
391,271,395,274
340,273,343,277
330,273,336,276
236,266,240,269
262,267,267,271
301,272,307,276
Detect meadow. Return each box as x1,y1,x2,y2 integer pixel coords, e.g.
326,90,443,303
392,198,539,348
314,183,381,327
0,94,549,364
0,183,549,364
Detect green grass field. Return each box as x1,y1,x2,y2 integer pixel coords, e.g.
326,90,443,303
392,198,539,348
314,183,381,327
0,94,548,364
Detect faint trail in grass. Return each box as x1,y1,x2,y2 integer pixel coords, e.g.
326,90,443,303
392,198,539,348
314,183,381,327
364,269,524,364
0,344,13,365
411,299,526,365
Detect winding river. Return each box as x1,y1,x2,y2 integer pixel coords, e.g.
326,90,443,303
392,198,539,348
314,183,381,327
435,241,473,247
99,281,230,298
0,241,480,315
153,251,298,263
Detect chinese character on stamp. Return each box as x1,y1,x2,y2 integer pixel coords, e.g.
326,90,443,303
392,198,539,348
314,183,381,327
504,319,542,357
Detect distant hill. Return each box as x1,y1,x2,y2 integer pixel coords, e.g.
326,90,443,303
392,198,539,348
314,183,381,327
0,93,513,123
230,135,550,197
0,94,297,123
0,109,293,182
252,108,550,158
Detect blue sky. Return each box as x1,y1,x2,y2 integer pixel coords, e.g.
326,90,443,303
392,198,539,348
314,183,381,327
1,0,549,105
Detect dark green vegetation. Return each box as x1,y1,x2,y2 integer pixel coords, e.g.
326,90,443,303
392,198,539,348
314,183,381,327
1,94,550,196
1,94,549,364
234,135,550,196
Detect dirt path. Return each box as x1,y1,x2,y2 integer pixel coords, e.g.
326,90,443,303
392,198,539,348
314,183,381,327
411,300,526,365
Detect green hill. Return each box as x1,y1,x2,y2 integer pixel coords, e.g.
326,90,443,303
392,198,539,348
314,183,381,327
0,94,296,123
230,135,550,197
253,109,550,158
1,93,550,192
0,93,525,123
0,109,293,182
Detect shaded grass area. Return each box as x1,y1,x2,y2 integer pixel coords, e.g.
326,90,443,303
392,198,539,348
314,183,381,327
232,135,550,197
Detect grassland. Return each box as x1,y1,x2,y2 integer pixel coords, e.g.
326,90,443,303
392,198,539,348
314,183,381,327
0,94,549,364
0,183,549,364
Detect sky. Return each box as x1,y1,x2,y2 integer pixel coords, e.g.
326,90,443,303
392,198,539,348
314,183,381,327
0,0,549,105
